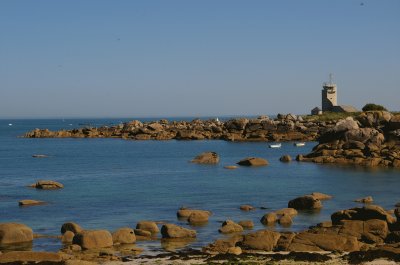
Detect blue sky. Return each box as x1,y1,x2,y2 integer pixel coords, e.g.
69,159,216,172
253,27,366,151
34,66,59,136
1,0,399,118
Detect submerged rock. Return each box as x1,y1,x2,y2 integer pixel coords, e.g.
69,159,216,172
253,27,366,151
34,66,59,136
354,196,374,203
18,199,46,206
30,180,63,190
136,221,159,233
218,220,243,234
237,157,268,166
279,155,292,162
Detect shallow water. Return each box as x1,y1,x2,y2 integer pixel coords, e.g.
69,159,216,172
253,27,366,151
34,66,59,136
0,118,399,253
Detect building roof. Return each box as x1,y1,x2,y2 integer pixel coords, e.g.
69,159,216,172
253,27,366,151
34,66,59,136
332,105,359,113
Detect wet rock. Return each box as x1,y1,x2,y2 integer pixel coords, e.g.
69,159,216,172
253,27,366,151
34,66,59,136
18,199,46,206
188,211,209,225
134,229,152,238
31,180,64,189
202,235,243,254
278,214,293,226
395,208,400,219
218,220,243,234
240,230,281,251
310,192,333,200
61,222,83,234
0,251,62,263
112,228,136,244
177,208,211,219
288,232,360,252
279,155,292,162
288,195,322,210
238,220,254,229
354,196,374,203
331,205,396,225
338,219,389,244
73,230,113,250
275,208,298,217
61,231,75,243
0,223,33,244
237,157,268,166
161,224,196,239
240,205,255,211
260,212,278,225
227,246,242,255
191,152,219,164
135,221,159,233
276,232,296,251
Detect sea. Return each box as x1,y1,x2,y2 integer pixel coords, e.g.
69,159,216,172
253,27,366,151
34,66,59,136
0,118,399,254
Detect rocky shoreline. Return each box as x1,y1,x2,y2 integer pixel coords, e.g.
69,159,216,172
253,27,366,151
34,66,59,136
24,114,328,142
1,199,400,264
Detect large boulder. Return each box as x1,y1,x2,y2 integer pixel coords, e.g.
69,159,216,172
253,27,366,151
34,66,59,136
357,111,392,127
177,209,211,219
191,152,219,164
61,222,83,234
279,155,292,162
188,211,209,224
310,192,333,200
331,205,396,225
237,157,268,166
0,223,33,244
240,230,281,251
238,220,254,229
260,213,278,225
274,208,298,217
288,232,360,252
288,195,322,210
202,235,243,254
339,219,389,244
112,228,136,244
61,231,75,243
135,221,159,233
219,220,243,234
72,230,113,250
161,224,196,239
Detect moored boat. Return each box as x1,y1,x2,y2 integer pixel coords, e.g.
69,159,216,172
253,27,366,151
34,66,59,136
269,143,282,148
294,142,306,147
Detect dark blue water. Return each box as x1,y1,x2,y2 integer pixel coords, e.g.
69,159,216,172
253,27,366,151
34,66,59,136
0,118,399,253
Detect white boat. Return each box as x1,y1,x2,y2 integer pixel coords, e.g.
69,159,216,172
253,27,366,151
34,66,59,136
269,143,281,148
294,142,306,147
8,123,12,126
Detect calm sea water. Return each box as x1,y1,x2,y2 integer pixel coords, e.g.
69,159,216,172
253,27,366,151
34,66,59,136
0,118,399,253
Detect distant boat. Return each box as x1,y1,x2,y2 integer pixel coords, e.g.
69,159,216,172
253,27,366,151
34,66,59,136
269,143,281,148
8,123,12,126
294,142,306,147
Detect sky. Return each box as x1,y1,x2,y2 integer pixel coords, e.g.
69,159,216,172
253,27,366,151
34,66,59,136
0,0,399,118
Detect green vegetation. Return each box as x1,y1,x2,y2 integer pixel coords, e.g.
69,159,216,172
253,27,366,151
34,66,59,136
362,103,387,111
302,111,360,122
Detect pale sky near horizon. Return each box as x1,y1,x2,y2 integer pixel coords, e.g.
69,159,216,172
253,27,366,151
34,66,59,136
0,0,399,118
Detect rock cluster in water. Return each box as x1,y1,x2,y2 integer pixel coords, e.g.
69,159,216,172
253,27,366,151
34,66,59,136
24,114,327,142
298,111,400,168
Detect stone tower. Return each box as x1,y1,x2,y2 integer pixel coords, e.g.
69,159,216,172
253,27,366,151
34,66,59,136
321,74,337,111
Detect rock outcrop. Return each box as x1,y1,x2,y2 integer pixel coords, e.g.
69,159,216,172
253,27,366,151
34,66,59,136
300,112,400,168
135,221,159,234
288,195,323,210
30,180,64,189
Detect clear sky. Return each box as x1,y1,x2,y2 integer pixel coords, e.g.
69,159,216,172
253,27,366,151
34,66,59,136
1,0,399,118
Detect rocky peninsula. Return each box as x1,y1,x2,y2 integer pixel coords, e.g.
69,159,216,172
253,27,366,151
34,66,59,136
24,114,327,142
